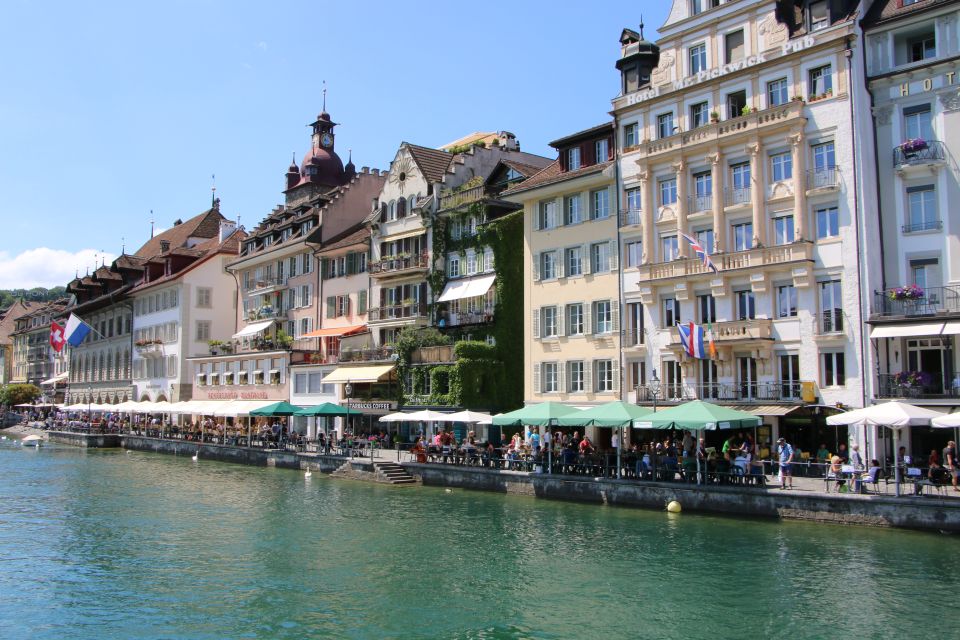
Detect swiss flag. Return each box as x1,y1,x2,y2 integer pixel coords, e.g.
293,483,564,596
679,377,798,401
50,321,66,353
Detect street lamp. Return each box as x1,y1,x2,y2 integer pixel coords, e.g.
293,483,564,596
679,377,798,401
649,369,661,413
87,386,92,428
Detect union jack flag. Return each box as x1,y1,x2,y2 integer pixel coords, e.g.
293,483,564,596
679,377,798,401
679,232,718,273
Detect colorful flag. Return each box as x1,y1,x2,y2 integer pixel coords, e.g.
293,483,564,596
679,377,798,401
64,313,93,347
50,321,66,353
679,232,718,273
677,321,707,359
707,322,717,359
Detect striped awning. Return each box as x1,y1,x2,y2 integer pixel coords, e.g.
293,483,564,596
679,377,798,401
729,405,802,417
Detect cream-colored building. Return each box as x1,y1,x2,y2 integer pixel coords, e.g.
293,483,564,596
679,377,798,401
504,123,620,407
612,0,868,450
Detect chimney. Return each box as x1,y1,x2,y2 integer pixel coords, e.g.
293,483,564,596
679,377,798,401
361,166,369,174
219,220,237,243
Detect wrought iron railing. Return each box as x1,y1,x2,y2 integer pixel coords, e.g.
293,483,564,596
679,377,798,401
872,285,960,317
636,381,803,403
725,187,750,206
690,194,713,212
818,310,844,334
876,373,958,399
368,303,429,323
369,253,430,275
901,219,942,234
619,209,642,227
893,140,946,167
807,168,839,190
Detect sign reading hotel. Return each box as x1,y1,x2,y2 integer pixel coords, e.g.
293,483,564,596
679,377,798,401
623,35,816,107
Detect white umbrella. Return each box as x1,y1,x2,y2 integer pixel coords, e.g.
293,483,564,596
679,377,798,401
378,412,410,423
827,401,945,495
444,410,493,424
405,409,453,422
931,414,960,429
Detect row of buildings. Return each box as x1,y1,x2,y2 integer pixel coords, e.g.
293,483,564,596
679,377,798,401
5,0,959,458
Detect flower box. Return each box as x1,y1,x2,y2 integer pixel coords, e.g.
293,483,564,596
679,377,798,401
893,370,931,387
899,138,928,154
889,284,925,301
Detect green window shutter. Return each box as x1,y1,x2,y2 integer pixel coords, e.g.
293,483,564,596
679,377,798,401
358,290,368,314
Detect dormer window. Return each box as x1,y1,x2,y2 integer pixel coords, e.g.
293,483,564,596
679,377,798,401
568,148,581,171
909,32,936,62
691,0,719,15
595,139,609,162
809,0,829,32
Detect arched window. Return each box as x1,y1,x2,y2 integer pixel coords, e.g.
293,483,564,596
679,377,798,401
397,197,406,218
388,200,396,221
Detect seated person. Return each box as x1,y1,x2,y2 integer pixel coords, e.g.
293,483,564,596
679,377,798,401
827,454,845,492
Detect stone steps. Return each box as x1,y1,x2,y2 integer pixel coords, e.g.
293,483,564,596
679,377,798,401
375,462,417,485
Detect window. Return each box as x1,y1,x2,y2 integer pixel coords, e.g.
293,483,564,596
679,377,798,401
541,306,558,338
625,241,643,267
698,294,716,324
591,242,611,273
566,303,584,336
568,147,581,171
690,101,709,128
909,32,936,63
197,287,212,308
822,351,845,386
662,235,679,261
626,187,642,213
736,290,756,320
733,222,753,252
337,295,350,317
730,161,750,203
594,300,613,334
624,123,639,148
691,0,719,14
809,0,829,32
820,280,843,332
773,215,795,245
595,360,614,392
727,90,747,118
910,258,939,291
809,65,832,98
689,43,707,74
565,247,583,277
595,138,609,162
725,30,744,64
591,189,610,219
568,361,584,393
564,194,583,225
626,303,644,346
777,284,798,318
696,228,715,255
771,151,792,182
812,141,835,171
540,251,557,280
539,200,558,229
657,113,674,139
767,77,789,107
816,206,839,239
663,297,680,327
693,171,711,210
448,254,460,277
542,362,558,393
659,177,678,206
907,186,937,232
779,354,800,398
738,357,758,399
196,320,210,342
903,105,933,141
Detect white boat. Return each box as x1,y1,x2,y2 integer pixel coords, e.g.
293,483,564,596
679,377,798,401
21,435,44,447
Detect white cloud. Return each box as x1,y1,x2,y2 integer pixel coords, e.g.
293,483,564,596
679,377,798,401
0,248,117,289
256,41,267,51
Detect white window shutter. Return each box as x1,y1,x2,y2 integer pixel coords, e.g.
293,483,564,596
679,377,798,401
582,245,592,274
612,360,621,393
556,253,565,279
584,361,593,394
532,207,540,231
609,241,619,271
584,302,593,335
533,253,541,282
558,363,566,394
557,307,565,337
612,305,620,333
554,198,564,227
532,309,540,340
533,363,541,394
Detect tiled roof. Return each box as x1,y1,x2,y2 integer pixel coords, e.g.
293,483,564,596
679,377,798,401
405,143,454,183
502,159,551,178
113,254,147,271
862,0,952,27
501,160,613,196
317,225,369,254
549,122,614,148
0,300,43,344
128,229,245,295
133,208,224,259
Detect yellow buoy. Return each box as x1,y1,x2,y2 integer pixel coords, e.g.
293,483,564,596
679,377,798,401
667,500,682,513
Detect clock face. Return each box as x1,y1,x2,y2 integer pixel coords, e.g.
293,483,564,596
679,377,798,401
320,133,333,148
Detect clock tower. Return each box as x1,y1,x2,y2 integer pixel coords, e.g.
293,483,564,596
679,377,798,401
311,110,336,150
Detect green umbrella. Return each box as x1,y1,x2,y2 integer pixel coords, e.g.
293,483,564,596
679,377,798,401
249,401,302,417
557,401,653,428
491,402,581,427
635,400,760,430
293,402,363,417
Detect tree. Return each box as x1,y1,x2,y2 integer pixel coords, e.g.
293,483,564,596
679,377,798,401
0,384,43,407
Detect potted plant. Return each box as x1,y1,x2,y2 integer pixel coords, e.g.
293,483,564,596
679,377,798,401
741,105,752,116
893,370,931,388
792,95,804,102
274,329,293,349
208,339,224,355
899,138,928,154
889,284,925,301
710,111,720,123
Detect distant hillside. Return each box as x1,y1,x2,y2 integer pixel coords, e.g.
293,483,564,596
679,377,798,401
0,287,67,311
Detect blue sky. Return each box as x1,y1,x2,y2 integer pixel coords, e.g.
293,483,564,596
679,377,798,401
0,1,667,288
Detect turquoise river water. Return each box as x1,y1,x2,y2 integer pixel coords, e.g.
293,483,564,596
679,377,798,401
0,439,955,639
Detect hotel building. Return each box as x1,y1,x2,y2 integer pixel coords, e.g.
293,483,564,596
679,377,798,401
612,0,868,450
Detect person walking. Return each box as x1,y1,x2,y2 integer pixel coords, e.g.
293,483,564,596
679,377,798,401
943,440,959,492
777,437,794,490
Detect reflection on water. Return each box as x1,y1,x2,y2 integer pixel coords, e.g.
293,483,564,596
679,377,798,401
0,440,953,639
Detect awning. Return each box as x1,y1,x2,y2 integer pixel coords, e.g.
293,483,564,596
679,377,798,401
380,229,426,242
729,405,801,417
870,322,943,339
321,364,395,384
941,321,960,335
301,324,366,339
232,319,275,339
40,371,69,386
437,274,496,303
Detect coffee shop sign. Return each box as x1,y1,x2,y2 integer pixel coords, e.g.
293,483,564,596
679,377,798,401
625,35,816,106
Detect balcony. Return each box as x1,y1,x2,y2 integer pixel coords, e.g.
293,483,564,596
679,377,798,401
689,194,712,213
442,310,494,328
135,341,164,358
816,310,844,335
439,184,495,211
410,345,455,364
246,306,287,322
637,241,813,283
724,187,750,207
902,219,942,234
893,140,946,169
876,373,959,400
619,208,643,227
369,252,430,277
871,286,960,318
368,303,429,324
668,318,772,345
638,100,804,161
635,381,805,404
806,168,839,191
339,345,396,363
247,276,288,295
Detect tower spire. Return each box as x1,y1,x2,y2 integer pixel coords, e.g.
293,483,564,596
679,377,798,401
211,173,217,208
639,16,645,39
322,80,327,112
150,210,154,239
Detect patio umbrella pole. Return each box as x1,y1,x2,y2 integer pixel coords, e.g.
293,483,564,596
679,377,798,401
616,425,622,479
